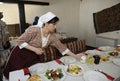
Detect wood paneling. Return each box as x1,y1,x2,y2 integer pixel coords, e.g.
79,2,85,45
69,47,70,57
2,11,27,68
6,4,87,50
7,24,20,36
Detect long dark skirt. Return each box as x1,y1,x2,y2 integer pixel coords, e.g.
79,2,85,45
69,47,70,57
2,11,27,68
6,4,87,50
3,46,41,79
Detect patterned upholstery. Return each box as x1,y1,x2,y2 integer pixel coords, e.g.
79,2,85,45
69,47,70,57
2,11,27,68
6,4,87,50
39,46,58,62
64,40,86,54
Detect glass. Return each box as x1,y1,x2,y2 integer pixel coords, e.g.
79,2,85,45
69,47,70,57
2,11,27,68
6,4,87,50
85,55,94,65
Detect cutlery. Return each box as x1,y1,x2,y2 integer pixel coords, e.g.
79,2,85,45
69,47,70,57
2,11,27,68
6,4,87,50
95,48,102,51
95,69,115,81
55,59,65,65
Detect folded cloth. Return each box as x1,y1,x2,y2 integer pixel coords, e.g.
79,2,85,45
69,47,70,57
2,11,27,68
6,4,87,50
23,68,31,76
9,69,29,81
95,48,102,51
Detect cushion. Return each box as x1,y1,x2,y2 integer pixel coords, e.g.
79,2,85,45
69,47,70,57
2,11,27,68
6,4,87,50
66,40,86,54
39,46,58,62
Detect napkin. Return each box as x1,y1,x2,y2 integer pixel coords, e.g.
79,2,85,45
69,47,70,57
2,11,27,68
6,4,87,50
23,68,31,76
95,48,102,51
55,59,65,65
100,71,115,81
9,69,29,81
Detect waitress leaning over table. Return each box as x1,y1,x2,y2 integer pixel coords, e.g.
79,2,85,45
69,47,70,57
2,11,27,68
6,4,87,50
3,12,82,79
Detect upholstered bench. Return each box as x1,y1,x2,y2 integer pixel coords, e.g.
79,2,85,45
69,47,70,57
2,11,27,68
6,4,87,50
39,37,86,62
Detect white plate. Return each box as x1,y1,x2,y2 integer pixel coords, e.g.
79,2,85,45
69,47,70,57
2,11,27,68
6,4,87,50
60,56,77,64
29,63,48,74
43,68,66,81
98,46,115,51
64,64,84,76
112,58,120,66
27,75,45,81
85,50,101,55
83,70,108,81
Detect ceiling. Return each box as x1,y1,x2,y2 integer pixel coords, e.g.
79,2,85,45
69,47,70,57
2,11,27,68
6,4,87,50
23,0,50,2
0,0,50,2
0,0,50,5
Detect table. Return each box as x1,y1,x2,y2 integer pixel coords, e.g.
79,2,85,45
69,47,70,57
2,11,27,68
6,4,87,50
8,50,120,81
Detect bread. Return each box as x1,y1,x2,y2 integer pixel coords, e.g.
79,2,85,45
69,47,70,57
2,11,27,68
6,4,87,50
27,75,42,81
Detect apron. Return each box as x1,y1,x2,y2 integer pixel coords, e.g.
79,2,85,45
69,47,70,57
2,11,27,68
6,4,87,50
3,46,41,79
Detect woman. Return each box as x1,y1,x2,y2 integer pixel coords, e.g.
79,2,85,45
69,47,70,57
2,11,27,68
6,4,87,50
3,12,81,79
33,16,39,25
0,12,10,68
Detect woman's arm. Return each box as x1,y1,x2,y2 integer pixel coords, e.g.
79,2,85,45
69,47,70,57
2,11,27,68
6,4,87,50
49,34,82,60
17,27,44,55
17,27,37,46
66,51,82,60
24,44,43,55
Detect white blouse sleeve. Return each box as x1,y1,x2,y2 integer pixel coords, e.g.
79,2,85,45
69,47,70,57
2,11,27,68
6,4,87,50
61,48,70,55
19,42,28,49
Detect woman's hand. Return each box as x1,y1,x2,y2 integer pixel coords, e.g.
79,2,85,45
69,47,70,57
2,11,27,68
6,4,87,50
24,45,44,55
74,54,82,61
34,48,44,55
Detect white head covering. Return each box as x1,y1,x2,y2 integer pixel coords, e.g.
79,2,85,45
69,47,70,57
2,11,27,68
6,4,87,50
35,12,56,27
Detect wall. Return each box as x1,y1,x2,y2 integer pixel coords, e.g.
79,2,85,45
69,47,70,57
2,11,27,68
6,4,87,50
79,0,120,47
0,0,120,47
25,0,80,37
0,4,19,24
0,0,80,38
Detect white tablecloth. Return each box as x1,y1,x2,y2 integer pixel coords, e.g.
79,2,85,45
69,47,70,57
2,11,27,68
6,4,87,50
8,49,120,81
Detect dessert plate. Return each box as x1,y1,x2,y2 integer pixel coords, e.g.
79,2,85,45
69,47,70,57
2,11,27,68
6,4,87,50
29,63,48,74
98,46,114,51
43,68,66,81
64,64,84,76
83,70,108,81
85,50,101,55
112,58,120,66
60,56,77,64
